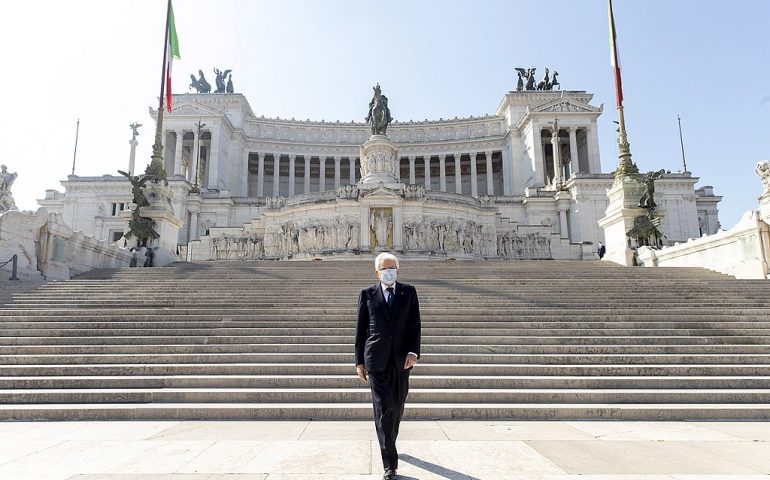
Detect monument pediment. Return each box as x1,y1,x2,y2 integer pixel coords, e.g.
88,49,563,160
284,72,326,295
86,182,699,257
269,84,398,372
359,184,403,198
531,98,600,114
170,103,221,116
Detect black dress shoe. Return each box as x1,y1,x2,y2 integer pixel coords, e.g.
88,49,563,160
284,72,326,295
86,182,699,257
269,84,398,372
382,468,396,480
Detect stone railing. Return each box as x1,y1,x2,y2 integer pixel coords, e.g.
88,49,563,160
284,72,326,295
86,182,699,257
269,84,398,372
637,210,770,279
0,208,132,281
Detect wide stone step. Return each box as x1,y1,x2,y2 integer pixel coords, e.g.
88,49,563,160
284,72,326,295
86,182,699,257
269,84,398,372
3,387,770,404
4,352,770,365
3,327,769,338
2,335,767,347
4,363,770,377
4,375,770,389
4,320,770,331
3,343,769,355
1,402,769,421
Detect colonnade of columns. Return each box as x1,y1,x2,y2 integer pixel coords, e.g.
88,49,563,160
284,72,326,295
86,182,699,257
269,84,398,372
401,151,498,197
166,129,210,186
538,125,598,184
251,154,359,197
244,151,503,198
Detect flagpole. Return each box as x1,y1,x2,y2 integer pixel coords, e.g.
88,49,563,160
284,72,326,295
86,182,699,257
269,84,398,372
71,118,80,176
677,115,688,173
148,0,172,180
608,0,638,180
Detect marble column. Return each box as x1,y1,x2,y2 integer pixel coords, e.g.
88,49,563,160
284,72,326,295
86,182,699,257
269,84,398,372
551,129,562,186
272,153,281,195
241,150,249,197
424,155,431,190
173,130,184,176
334,156,341,189
304,156,311,193
319,156,326,191
587,121,601,173
395,157,401,183
349,157,356,185
257,153,265,197
568,127,579,177
189,210,199,241
485,151,494,195
408,156,416,185
288,155,296,196
208,130,219,189
188,131,198,183
128,138,138,176
454,153,463,194
439,154,447,192
470,152,478,197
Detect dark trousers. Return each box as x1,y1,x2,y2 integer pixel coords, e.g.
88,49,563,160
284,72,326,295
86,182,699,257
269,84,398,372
368,360,410,471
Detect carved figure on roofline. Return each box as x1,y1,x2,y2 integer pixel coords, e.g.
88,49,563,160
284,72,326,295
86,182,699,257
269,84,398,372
214,68,232,93
189,70,211,93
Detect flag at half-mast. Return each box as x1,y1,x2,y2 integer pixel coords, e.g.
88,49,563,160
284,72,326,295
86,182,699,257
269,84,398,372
607,0,623,108
165,1,180,112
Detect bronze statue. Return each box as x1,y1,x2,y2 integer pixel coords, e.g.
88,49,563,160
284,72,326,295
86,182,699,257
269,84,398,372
129,122,142,141
189,70,211,93
214,68,232,93
537,68,551,90
118,170,160,245
550,71,560,90
632,169,665,209
226,74,234,93
365,84,393,135
627,210,664,247
515,67,560,91
525,68,536,90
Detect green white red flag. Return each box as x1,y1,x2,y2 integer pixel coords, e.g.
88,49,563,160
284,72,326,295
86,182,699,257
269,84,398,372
165,1,180,112
608,0,623,108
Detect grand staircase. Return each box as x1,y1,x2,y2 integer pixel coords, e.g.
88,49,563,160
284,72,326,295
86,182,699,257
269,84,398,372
1,260,769,420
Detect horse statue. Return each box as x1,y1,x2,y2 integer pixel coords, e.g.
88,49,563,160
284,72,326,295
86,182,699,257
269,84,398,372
365,83,393,135
550,71,560,90
189,70,211,93
214,68,232,93
537,68,551,90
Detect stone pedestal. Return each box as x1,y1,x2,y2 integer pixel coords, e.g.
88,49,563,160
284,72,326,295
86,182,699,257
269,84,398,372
358,135,400,190
597,177,647,266
139,182,183,266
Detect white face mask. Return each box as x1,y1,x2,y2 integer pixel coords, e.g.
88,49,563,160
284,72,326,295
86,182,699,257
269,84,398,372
379,268,397,285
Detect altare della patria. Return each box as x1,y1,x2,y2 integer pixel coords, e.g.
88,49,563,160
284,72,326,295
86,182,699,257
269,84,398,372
36,69,722,264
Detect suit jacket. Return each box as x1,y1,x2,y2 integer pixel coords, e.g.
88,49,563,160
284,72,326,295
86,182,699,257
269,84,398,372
355,281,421,373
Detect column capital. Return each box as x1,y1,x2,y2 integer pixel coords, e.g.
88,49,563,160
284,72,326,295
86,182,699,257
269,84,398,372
289,154,296,160
257,152,265,159
439,154,446,160
485,150,493,157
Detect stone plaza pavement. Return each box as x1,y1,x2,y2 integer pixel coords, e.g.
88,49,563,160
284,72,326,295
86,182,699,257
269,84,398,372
0,421,769,479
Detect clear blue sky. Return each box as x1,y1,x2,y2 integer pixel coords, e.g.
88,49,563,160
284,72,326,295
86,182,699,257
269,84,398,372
2,0,768,228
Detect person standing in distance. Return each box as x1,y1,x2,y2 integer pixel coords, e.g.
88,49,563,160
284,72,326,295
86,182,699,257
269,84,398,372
355,252,421,480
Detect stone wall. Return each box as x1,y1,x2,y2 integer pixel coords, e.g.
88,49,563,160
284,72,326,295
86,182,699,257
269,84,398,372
0,208,132,281
637,211,770,279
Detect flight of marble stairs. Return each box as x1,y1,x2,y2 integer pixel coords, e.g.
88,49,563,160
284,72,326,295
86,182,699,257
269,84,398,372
1,260,769,420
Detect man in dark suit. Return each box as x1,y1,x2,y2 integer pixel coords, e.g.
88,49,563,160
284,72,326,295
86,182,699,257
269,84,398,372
355,252,421,480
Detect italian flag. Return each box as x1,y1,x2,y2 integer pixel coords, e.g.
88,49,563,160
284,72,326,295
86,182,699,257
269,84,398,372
165,1,180,112
608,0,623,108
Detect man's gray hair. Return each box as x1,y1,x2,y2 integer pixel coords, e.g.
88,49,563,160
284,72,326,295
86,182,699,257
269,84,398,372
374,252,400,270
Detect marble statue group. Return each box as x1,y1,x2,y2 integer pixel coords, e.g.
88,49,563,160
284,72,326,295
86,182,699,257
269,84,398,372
0,165,18,213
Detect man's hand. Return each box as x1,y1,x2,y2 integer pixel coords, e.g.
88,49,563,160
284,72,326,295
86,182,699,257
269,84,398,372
404,353,418,369
356,364,367,382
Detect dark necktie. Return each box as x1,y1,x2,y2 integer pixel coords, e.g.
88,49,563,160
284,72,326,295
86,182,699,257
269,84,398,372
386,287,394,308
